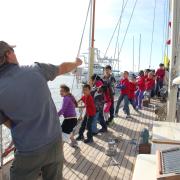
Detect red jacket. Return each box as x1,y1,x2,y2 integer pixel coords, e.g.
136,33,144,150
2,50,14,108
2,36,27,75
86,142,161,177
82,95,96,117
104,88,111,103
156,69,165,81
128,82,136,100
145,78,155,91
120,78,129,95
144,75,148,81
137,76,145,91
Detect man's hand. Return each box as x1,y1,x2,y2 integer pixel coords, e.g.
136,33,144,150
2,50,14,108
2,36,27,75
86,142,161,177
75,58,83,66
58,58,83,75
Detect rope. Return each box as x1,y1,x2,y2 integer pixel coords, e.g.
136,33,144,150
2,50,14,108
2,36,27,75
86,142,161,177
71,0,92,91
114,0,138,70
161,0,167,61
113,0,125,60
104,0,129,58
163,0,170,59
0,125,3,178
149,0,157,69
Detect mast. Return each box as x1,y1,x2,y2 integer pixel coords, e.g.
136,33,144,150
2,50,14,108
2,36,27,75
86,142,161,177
88,0,96,80
133,36,135,72
118,42,120,72
167,0,180,122
138,34,141,72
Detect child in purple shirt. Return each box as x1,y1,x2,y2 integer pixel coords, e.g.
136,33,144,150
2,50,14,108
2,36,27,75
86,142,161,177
58,84,78,147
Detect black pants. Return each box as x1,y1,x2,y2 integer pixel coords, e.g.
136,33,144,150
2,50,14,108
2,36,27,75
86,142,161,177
115,94,130,115
108,100,114,123
99,111,107,130
79,115,94,140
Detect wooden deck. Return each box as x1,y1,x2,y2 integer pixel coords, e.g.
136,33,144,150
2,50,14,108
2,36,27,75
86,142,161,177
63,103,156,180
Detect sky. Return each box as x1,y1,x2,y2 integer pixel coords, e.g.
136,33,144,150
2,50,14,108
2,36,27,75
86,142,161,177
0,0,169,71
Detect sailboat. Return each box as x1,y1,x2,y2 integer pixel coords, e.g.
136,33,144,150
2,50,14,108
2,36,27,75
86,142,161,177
1,0,180,179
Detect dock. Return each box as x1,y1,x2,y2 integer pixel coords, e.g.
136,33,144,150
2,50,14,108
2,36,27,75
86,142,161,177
63,103,155,180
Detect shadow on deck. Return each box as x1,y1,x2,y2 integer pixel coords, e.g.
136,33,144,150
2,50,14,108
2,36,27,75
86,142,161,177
63,103,155,180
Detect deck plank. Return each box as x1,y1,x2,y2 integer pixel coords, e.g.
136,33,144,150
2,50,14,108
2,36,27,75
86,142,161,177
62,103,155,180
1,101,156,180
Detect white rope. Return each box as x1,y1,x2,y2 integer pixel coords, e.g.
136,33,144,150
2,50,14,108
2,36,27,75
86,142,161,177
71,0,92,92
0,125,3,179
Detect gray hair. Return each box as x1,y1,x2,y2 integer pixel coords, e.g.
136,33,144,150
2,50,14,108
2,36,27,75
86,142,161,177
0,55,7,67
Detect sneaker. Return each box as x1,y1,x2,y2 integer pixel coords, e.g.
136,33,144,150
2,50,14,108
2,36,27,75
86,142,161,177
76,136,84,141
98,128,108,133
114,113,119,118
92,132,99,136
84,138,93,144
126,115,131,119
109,120,115,126
70,140,79,148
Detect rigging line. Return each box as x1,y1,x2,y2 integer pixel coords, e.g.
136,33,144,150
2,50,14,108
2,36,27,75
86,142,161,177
163,0,170,59
76,0,92,58
114,0,138,70
0,125,3,178
113,0,125,60
161,0,167,61
71,0,92,92
149,0,157,69
104,0,129,58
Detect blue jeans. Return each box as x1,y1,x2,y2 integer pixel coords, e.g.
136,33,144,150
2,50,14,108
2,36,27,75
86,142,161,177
115,94,130,115
151,86,155,97
135,90,144,109
129,99,136,110
155,79,163,96
92,112,107,133
92,112,99,133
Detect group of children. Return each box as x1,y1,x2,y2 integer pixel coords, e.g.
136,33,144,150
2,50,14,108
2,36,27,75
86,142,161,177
58,64,165,146
115,69,156,119
58,65,115,145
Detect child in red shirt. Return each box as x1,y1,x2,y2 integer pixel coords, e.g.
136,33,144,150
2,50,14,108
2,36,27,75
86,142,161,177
115,71,130,118
128,75,137,110
144,72,155,100
135,70,145,109
155,63,165,96
76,84,96,143
145,72,155,91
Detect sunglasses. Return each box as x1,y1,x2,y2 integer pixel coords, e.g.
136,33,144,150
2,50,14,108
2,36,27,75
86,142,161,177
8,48,14,53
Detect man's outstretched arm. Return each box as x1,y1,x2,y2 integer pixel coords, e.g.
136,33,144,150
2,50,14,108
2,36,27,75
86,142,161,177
58,58,82,75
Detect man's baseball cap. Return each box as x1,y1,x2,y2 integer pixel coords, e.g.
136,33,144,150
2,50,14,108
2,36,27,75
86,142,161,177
0,41,16,57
